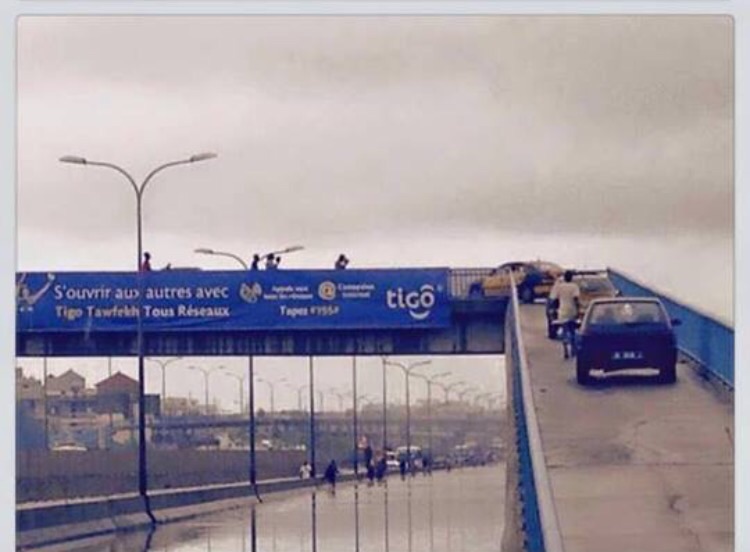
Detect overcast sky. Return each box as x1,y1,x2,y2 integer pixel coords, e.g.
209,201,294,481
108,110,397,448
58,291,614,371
15,16,733,407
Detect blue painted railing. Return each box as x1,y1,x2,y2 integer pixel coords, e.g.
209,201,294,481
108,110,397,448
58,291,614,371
608,268,734,388
506,280,564,552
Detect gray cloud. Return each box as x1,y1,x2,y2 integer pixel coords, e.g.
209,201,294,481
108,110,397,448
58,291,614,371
17,16,733,319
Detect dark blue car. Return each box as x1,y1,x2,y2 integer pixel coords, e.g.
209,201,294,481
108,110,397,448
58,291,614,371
575,297,680,385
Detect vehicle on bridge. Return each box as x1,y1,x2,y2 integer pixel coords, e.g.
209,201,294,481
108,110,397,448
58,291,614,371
575,297,680,385
545,270,619,338
478,261,562,303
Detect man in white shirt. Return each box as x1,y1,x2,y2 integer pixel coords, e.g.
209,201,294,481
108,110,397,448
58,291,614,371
549,270,580,359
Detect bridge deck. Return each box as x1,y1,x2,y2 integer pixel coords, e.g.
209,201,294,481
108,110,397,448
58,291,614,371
519,304,733,552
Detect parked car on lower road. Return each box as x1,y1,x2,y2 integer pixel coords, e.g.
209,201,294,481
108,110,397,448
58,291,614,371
575,297,680,385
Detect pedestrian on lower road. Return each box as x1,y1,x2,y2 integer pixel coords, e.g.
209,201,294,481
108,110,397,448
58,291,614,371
366,461,375,486
324,459,339,493
399,458,407,481
375,456,387,484
363,444,373,468
422,454,431,476
299,461,312,479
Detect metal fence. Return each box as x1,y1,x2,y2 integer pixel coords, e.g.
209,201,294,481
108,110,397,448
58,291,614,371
608,268,734,388
16,356,504,504
448,268,495,298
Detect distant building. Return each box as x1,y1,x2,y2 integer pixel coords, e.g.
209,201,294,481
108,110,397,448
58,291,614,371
16,367,164,450
46,369,85,397
96,371,138,398
95,371,160,418
16,368,44,418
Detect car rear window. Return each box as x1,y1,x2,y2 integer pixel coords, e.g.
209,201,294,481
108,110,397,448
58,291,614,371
576,276,615,293
588,301,667,325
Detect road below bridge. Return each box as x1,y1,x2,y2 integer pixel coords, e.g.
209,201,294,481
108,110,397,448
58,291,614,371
520,303,733,552
35,464,505,552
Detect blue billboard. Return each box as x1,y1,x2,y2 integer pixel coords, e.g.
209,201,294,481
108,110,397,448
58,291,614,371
16,269,450,332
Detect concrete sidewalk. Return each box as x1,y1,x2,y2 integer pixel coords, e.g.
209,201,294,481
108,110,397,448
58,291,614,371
519,304,733,552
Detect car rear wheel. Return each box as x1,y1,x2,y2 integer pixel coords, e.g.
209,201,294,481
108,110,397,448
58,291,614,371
658,364,677,384
519,286,534,303
576,358,592,385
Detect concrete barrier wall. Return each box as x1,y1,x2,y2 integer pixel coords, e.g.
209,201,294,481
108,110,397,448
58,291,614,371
17,473,357,549
608,268,734,388
17,449,306,503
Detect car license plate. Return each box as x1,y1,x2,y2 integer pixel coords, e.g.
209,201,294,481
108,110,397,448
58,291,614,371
612,351,643,360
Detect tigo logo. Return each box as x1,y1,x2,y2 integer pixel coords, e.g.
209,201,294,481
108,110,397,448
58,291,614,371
386,284,436,321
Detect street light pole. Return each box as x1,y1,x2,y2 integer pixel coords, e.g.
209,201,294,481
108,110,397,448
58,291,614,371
381,357,388,454
457,386,478,405
223,370,246,413
194,248,248,269
43,357,48,450
60,152,216,512
384,359,431,475
352,356,358,477
195,247,276,493
288,383,308,412
196,245,304,270
435,380,466,404
326,388,346,413
308,356,316,478
412,371,449,461
147,357,182,407
248,356,257,492
258,377,283,415
188,365,222,414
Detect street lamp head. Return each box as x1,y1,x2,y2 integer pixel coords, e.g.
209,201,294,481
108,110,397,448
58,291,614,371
59,155,87,165
189,152,218,163
280,245,304,254
194,247,215,255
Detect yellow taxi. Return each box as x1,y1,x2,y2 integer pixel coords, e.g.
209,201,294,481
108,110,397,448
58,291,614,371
482,261,563,303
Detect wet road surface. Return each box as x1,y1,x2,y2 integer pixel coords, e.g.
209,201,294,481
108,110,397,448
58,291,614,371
37,464,505,552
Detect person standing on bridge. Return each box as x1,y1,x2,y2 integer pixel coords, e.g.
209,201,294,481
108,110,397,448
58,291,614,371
265,253,278,270
549,270,580,359
335,254,349,269
140,252,152,272
250,254,261,270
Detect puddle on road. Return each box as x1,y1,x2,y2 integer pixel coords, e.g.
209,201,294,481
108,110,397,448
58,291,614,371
36,464,505,552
